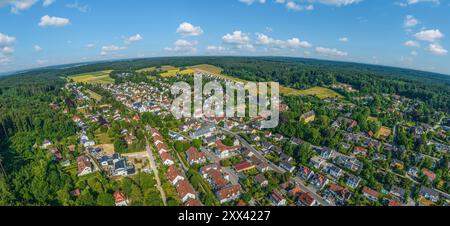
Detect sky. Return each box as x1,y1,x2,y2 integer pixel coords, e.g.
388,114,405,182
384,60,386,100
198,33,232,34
0,0,450,75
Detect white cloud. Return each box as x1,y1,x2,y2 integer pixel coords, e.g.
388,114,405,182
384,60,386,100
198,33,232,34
66,2,89,13
314,0,362,6
43,0,55,7
0,46,14,55
0,0,38,14
404,40,420,47
286,1,314,11
34,45,43,52
164,39,197,53
255,33,312,49
86,43,95,48
223,31,255,51
427,43,447,55
315,46,348,57
206,45,227,52
124,34,143,44
102,45,127,52
414,29,444,42
176,22,204,37
38,15,71,27
36,59,48,65
0,33,16,46
411,51,418,56
404,15,419,28
339,37,349,42
239,0,266,5
397,0,440,7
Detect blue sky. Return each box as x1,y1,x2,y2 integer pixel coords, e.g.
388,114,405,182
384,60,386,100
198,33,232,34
0,0,450,75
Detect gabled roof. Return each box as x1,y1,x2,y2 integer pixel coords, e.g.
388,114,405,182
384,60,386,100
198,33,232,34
113,191,127,203
217,185,241,200
362,186,380,198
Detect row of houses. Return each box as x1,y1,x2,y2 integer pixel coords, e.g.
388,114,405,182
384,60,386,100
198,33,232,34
149,127,202,206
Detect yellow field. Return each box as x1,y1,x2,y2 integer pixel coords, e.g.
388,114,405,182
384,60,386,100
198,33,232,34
136,67,156,73
295,87,343,99
376,126,392,139
69,70,114,84
160,68,195,77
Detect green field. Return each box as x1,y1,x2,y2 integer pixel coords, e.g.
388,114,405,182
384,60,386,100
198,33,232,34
85,89,102,101
296,87,343,99
69,70,114,84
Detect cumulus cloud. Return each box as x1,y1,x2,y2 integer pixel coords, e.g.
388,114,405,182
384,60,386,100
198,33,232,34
206,45,227,53
176,22,204,37
404,40,420,47
427,43,447,55
0,0,38,14
315,46,348,57
404,15,419,28
43,0,55,7
414,29,444,42
396,0,440,7
38,15,71,27
0,33,16,46
0,32,16,65
339,37,349,42
164,39,197,53
100,45,127,55
255,33,312,49
34,45,43,52
223,31,255,51
124,34,143,44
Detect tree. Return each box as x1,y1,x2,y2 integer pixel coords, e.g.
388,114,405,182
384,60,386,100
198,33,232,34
97,193,114,206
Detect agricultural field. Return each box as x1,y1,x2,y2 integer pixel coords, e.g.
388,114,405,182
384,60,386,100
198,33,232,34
296,87,343,99
160,68,195,77
69,70,114,84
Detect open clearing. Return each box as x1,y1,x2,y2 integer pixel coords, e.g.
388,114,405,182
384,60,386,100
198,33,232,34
85,89,102,101
69,70,114,84
376,126,392,139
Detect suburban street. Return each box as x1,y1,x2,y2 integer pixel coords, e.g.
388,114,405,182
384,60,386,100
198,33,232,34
145,137,167,206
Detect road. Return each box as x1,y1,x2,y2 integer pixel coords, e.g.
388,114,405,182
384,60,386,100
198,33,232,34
145,137,167,206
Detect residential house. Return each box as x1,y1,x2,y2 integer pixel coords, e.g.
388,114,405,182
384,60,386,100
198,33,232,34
346,175,362,189
234,161,256,173
176,180,196,203
160,152,174,166
300,111,316,123
297,192,317,206
310,156,326,169
390,185,406,201
215,140,240,159
280,161,296,173
186,147,206,166
166,165,185,185
325,164,343,179
311,174,329,190
419,186,439,203
298,165,314,181
270,190,286,206
216,185,241,204
77,156,92,177
254,174,268,188
422,168,436,182
328,184,352,204
362,187,380,202
114,191,129,206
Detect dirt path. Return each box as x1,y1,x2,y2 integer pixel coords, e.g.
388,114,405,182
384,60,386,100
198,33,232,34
145,138,167,206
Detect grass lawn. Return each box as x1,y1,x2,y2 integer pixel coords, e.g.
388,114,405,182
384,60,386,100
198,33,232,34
85,89,102,101
69,70,114,84
368,116,379,122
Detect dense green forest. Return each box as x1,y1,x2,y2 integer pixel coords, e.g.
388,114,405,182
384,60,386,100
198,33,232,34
0,56,449,205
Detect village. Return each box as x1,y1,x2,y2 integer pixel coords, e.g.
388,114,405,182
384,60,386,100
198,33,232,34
36,69,450,207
